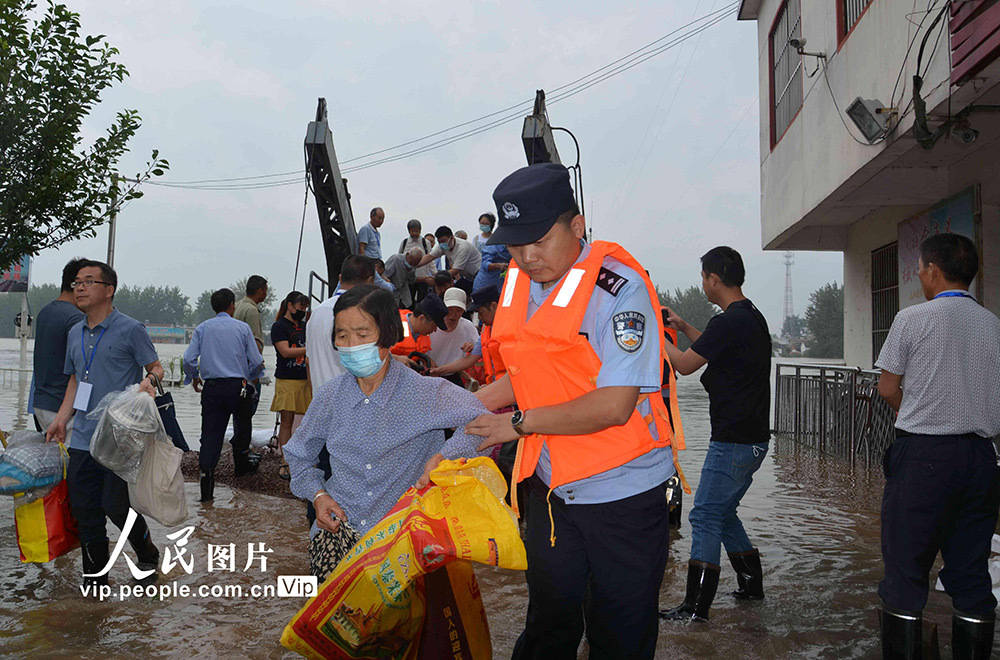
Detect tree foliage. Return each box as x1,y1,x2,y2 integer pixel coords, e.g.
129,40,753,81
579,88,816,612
805,282,844,358
781,314,806,338
113,285,189,325
189,278,276,325
0,284,190,338
0,0,168,271
657,285,719,351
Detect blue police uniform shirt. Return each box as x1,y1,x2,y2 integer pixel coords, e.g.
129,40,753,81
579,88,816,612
183,312,264,383
473,243,512,293
530,243,675,504
357,223,382,259
63,309,159,451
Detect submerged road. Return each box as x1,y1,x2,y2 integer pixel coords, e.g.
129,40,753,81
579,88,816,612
0,340,995,657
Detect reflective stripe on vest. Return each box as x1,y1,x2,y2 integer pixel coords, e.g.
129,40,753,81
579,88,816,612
493,241,687,501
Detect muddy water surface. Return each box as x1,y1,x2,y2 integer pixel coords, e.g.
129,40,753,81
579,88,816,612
0,340,994,658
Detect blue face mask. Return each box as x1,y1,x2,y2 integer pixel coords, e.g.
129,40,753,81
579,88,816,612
440,239,451,252
479,224,492,234
338,341,386,378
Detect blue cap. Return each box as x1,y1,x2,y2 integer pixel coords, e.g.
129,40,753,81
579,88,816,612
469,285,501,311
489,163,577,246
414,293,448,330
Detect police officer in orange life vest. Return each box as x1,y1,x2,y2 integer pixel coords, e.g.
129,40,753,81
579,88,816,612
422,163,681,659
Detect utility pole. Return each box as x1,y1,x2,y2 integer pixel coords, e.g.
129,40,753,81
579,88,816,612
107,175,118,267
782,251,795,336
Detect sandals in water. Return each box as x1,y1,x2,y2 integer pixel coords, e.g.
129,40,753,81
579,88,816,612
278,463,291,481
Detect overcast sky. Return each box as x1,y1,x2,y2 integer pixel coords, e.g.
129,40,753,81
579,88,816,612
27,0,842,331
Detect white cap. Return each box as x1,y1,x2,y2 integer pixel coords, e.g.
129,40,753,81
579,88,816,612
443,287,467,311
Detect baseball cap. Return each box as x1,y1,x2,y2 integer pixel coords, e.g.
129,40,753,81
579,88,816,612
469,286,500,311
442,287,467,311
415,293,448,330
489,162,577,246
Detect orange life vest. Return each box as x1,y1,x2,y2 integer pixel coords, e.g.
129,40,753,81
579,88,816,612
492,241,687,499
479,324,506,383
390,310,431,356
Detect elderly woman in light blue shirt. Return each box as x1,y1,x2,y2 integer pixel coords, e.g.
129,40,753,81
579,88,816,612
284,284,489,579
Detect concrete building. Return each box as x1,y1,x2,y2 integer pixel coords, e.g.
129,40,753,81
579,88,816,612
739,0,1000,367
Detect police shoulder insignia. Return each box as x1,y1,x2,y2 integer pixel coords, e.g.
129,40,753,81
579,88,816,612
596,267,628,296
612,311,645,352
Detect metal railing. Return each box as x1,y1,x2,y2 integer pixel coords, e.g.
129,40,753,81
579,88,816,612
774,363,895,463
308,271,329,305
0,367,31,390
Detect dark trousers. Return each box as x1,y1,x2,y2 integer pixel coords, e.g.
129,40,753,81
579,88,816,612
231,379,259,448
512,476,670,660
879,432,1000,615
199,378,253,474
67,448,152,549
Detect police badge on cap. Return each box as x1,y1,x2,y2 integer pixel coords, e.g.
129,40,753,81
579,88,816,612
613,311,645,352
489,163,577,246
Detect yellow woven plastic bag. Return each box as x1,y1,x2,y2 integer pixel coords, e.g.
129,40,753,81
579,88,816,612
281,457,526,659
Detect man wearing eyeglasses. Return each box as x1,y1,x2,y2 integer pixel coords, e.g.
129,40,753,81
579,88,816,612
46,259,165,588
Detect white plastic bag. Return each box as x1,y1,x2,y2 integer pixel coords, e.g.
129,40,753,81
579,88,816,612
128,436,187,527
88,385,164,483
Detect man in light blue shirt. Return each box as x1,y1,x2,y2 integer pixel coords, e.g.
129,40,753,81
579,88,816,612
183,288,264,501
46,259,163,588
357,207,384,259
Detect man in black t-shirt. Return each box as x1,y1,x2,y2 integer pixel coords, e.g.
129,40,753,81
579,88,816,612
660,246,772,624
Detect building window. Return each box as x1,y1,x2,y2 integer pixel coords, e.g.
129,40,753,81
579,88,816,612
770,0,803,146
871,241,898,364
840,0,875,41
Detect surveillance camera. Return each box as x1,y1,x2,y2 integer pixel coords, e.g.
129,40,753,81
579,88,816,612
959,127,979,144
952,122,979,144
789,37,806,50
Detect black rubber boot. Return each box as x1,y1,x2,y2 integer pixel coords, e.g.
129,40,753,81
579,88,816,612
233,450,260,477
951,610,995,660
81,540,110,588
659,560,721,622
879,607,922,659
199,471,214,502
728,548,764,600
128,520,160,587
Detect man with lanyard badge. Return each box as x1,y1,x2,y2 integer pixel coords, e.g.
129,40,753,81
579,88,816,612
46,259,164,587
875,233,1000,658
423,163,685,659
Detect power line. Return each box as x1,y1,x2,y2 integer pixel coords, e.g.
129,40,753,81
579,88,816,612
148,3,738,190
337,7,737,175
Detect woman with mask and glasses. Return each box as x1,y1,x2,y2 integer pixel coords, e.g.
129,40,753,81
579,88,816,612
283,285,489,580
271,291,311,480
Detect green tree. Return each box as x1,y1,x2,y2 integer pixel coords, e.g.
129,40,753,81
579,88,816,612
657,285,719,351
805,282,844,358
0,284,61,338
0,0,168,271
113,285,189,325
781,314,806,338
189,289,214,325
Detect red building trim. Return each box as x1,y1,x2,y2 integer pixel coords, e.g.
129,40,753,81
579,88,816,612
837,0,877,50
951,0,1000,84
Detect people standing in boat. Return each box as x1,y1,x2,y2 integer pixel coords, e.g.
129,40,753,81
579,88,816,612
660,246,771,623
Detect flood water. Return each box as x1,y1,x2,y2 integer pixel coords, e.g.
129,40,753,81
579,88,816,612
0,338,994,658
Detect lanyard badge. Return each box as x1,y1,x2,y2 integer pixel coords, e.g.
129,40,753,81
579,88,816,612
74,326,106,411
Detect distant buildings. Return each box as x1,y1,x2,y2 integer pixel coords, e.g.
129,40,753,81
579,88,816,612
739,0,1000,367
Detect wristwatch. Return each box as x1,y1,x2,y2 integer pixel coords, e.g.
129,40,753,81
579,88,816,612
511,410,527,436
